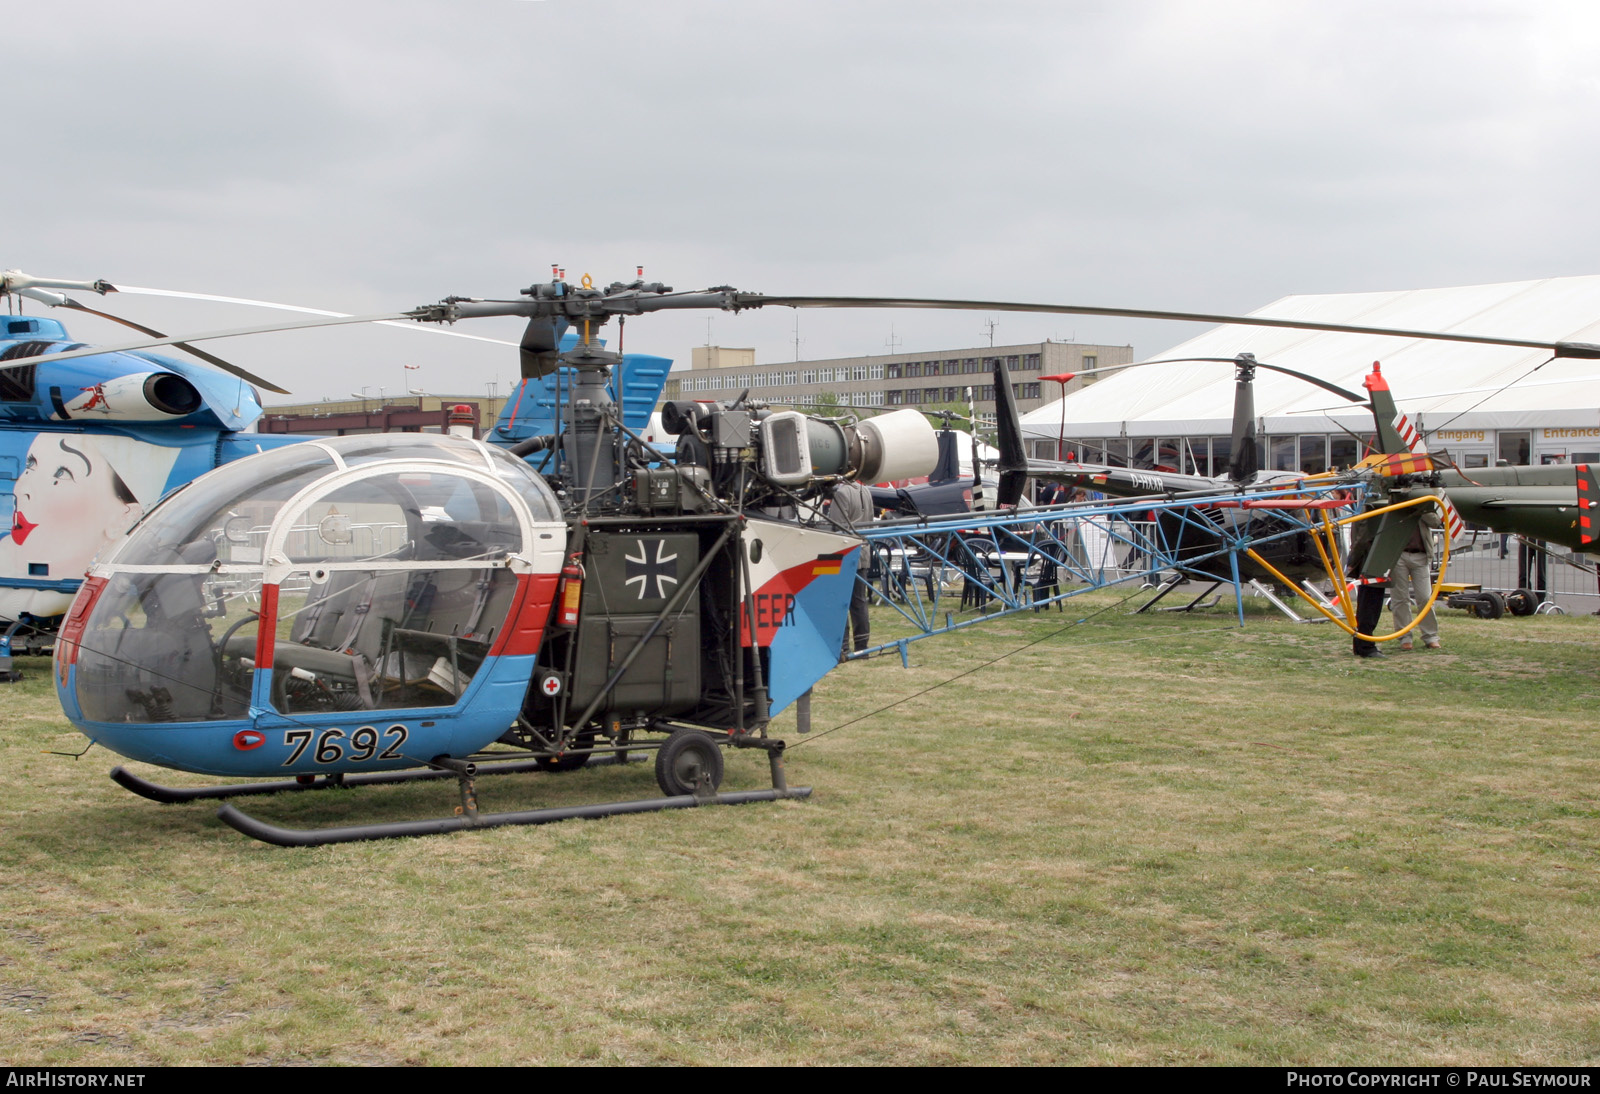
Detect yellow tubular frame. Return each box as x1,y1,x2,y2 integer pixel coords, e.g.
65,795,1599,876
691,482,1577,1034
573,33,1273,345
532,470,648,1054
1243,494,1451,643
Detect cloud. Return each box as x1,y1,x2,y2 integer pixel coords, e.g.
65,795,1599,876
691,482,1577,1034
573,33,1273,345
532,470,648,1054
9,0,1600,397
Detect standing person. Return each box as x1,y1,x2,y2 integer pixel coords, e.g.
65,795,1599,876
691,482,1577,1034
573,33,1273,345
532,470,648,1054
1346,513,1388,660
1389,512,1443,650
830,477,876,655
1352,582,1388,658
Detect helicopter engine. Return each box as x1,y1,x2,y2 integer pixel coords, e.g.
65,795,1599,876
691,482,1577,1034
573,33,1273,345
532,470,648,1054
656,398,937,508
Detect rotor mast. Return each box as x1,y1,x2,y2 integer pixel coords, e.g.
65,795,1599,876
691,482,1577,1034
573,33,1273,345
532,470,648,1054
414,277,747,511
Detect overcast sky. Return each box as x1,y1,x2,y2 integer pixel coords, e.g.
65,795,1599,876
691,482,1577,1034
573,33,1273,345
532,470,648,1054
9,0,1600,403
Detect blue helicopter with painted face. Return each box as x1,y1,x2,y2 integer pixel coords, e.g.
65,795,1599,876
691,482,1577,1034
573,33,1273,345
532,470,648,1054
0,271,308,637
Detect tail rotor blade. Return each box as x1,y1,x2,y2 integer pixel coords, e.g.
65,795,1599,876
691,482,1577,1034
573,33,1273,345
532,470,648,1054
991,357,1030,507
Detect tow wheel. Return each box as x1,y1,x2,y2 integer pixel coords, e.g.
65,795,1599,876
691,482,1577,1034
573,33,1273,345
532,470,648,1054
655,730,724,796
1506,588,1538,616
1473,591,1507,619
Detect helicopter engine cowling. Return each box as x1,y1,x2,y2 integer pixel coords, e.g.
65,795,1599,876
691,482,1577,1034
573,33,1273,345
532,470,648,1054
58,370,204,421
757,408,938,488
663,401,938,495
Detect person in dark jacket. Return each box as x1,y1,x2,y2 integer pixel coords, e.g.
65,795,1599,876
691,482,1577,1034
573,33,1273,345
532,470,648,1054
830,478,876,655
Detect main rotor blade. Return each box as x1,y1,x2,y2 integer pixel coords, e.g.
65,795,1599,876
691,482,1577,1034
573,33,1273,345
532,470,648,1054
1,270,116,296
117,285,518,349
0,312,420,385
53,298,288,394
1135,356,1369,404
741,295,1600,358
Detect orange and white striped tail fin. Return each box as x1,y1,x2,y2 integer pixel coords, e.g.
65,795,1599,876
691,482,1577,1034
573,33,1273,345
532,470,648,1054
1358,452,1434,476
1439,495,1466,544
1392,411,1429,455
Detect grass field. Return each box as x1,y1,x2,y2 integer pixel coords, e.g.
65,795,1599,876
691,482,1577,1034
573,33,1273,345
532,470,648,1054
2,592,1598,1065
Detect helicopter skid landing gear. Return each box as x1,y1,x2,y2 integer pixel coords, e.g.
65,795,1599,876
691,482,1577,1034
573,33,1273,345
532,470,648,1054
216,784,811,847
110,757,554,804
198,736,808,847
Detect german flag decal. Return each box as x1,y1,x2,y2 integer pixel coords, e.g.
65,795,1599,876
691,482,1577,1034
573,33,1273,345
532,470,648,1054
812,552,847,576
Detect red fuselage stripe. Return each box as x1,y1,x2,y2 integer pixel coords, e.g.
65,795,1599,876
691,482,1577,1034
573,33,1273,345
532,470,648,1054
489,572,559,657
255,584,279,671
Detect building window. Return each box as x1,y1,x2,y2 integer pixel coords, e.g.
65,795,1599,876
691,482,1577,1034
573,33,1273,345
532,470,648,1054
888,389,903,405
870,363,884,380
802,370,816,385
1299,434,1327,474
964,358,982,374
1082,355,1097,370
1328,435,1356,470
1269,435,1297,472
1025,354,1041,369
853,365,868,382
1006,355,1020,371
1499,431,1531,465
906,362,921,378
887,364,901,379
1021,383,1040,399
869,391,884,406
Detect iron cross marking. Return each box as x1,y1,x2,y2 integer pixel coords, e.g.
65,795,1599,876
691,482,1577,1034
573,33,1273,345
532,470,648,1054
624,539,679,600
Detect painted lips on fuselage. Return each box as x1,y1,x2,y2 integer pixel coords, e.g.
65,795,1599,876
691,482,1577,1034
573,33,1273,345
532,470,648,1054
10,510,36,545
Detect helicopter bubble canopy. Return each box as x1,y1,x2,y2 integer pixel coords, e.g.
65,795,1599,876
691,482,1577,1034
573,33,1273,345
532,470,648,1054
58,435,568,775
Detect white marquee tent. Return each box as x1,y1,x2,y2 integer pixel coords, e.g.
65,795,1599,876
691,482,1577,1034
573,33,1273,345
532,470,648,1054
1019,275,1600,447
